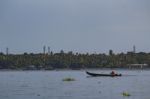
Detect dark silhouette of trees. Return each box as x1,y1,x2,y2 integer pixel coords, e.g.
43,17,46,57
0,50,149,70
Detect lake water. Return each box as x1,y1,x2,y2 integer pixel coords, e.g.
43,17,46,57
0,69,150,99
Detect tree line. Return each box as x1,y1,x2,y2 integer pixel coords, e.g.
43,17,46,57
0,50,150,70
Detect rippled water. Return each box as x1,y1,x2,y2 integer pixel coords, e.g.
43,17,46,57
0,69,150,99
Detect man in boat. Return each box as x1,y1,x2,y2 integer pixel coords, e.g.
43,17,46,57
110,70,115,75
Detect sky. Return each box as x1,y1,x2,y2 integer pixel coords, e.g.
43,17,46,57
0,0,150,54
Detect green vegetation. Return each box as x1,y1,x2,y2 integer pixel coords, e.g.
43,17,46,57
0,50,150,70
122,92,131,97
62,77,75,81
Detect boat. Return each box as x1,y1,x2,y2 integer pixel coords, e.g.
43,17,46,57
86,71,122,77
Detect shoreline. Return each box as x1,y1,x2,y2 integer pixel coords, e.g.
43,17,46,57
0,67,150,71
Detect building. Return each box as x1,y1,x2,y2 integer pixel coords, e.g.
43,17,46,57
127,64,148,69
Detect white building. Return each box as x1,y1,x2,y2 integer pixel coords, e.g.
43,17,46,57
127,64,148,69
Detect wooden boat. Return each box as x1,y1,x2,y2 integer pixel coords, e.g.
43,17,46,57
86,71,122,77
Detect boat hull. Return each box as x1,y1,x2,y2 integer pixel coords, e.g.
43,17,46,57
86,71,122,77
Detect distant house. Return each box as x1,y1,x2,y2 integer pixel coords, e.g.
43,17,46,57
127,64,148,69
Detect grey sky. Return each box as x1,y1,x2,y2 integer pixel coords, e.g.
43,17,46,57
0,0,150,54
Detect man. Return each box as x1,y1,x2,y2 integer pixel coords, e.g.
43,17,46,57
110,70,115,75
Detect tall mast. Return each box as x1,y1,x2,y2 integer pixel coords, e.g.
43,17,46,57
43,45,46,54
48,46,50,55
133,45,136,53
6,47,9,55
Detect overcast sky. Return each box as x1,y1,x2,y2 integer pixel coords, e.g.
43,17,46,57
0,0,150,54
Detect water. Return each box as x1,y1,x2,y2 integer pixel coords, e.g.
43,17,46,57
0,70,150,99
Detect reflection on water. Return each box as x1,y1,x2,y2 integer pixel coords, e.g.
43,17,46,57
0,70,150,99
